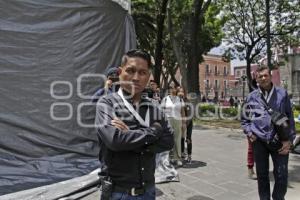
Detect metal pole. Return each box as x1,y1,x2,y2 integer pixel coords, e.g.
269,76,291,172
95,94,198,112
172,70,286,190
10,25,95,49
266,0,272,69
242,75,246,102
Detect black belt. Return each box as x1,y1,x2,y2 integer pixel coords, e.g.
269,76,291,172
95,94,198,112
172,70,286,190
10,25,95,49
113,185,151,196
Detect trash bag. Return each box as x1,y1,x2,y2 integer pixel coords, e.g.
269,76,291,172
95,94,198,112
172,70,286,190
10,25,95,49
155,151,179,183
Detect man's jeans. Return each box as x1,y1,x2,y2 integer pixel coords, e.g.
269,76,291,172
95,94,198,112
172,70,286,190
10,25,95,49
109,186,156,200
253,139,289,200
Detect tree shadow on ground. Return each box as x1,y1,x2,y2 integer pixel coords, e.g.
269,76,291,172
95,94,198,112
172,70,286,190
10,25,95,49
180,160,207,169
193,125,211,130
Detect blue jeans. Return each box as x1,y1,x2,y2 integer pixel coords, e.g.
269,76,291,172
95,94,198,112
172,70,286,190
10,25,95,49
253,139,289,200
109,186,156,200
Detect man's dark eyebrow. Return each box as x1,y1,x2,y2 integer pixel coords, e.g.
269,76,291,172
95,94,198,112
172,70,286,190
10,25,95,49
126,65,135,69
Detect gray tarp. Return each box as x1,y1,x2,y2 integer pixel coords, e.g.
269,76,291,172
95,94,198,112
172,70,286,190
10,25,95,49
0,0,135,196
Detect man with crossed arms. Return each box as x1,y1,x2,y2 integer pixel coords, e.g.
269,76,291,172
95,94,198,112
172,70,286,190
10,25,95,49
95,49,174,200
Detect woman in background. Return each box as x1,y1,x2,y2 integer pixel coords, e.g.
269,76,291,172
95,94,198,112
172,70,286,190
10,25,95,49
177,87,194,163
161,86,184,166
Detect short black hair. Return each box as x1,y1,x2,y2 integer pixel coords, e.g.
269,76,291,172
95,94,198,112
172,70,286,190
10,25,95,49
121,49,152,68
106,67,119,78
256,65,271,75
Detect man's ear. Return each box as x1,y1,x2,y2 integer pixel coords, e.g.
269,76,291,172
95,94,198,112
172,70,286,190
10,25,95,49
117,67,122,75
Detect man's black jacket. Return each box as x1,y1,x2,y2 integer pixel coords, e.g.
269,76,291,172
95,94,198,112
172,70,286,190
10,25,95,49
95,90,174,189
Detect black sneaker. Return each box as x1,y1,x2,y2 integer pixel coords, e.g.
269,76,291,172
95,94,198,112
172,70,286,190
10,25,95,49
187,155,192,164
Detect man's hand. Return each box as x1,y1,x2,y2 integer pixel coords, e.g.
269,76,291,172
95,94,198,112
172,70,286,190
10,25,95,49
111,117,129,131
249,134,257,142
278,141,291,155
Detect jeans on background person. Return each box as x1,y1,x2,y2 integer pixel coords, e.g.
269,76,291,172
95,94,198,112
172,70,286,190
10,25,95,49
253,139,289,200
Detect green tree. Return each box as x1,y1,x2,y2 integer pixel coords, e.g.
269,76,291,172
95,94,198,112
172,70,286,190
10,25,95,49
131,0,156,56
167,0,225,94
132,0,169,85
132,0,225,94
222,0,300,91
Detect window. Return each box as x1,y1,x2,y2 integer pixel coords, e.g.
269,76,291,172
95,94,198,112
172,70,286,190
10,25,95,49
242,69,246,75
206,65,209,73
237,70,241,77
224,66,227,75
224,80,227,88
215,66,218,75
215,79,218,88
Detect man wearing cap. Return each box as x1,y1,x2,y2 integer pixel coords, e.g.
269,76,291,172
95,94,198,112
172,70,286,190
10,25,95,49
95,49,174,200
92,68,119,102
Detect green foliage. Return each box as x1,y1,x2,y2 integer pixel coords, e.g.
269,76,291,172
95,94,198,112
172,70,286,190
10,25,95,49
296,123,300,134
221,107,238,117
294,104,300,111
294,107,300,119
222,0,300,62
131,0,157,55
198,103,218,117
131,0,226,91
169,0,225,61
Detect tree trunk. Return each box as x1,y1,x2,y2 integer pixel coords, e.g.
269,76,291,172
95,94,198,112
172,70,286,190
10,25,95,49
153,0,169,85
245,53,254,92
167,0,188,91
187,14,200,94
186,0,205,95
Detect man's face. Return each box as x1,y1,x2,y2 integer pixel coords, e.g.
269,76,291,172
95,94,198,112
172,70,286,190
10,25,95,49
256,69,272,90
150,82,158,91
177,88,184,97
169,87,177,95
119,57,150,95
105,79,113,88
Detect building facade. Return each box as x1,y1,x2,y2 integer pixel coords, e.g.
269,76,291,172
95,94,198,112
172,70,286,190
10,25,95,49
199,54,235,100
279,47,300,104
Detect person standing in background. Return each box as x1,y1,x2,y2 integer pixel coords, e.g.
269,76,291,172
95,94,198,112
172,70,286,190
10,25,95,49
241,65,295,200
161,86,184,166
177,87,194,163
92,67,119,102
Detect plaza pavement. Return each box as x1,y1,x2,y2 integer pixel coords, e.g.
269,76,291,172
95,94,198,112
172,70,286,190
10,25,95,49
83,126,300,200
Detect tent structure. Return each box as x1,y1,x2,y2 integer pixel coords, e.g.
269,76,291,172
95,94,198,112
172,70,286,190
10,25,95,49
0,0,135,198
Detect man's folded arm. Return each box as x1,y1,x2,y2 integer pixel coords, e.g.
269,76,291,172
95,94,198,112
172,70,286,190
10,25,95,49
95,100,162,152
146,111,174,153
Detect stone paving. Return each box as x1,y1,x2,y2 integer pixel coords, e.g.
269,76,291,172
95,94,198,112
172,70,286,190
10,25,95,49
83,126,300,200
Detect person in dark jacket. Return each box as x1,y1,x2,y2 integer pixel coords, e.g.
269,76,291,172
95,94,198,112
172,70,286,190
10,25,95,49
95,49,174,200
241,65,295,200
91,67,120,103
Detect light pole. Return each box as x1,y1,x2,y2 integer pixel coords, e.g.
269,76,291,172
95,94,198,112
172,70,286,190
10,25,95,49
241,75,247,102
266,0,272,70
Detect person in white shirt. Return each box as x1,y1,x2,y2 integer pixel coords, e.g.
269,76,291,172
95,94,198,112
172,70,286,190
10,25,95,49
161,86,185,166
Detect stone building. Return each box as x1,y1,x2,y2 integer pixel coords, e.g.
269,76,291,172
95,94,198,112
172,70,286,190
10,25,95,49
279,47,300,104
199,54,235,100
